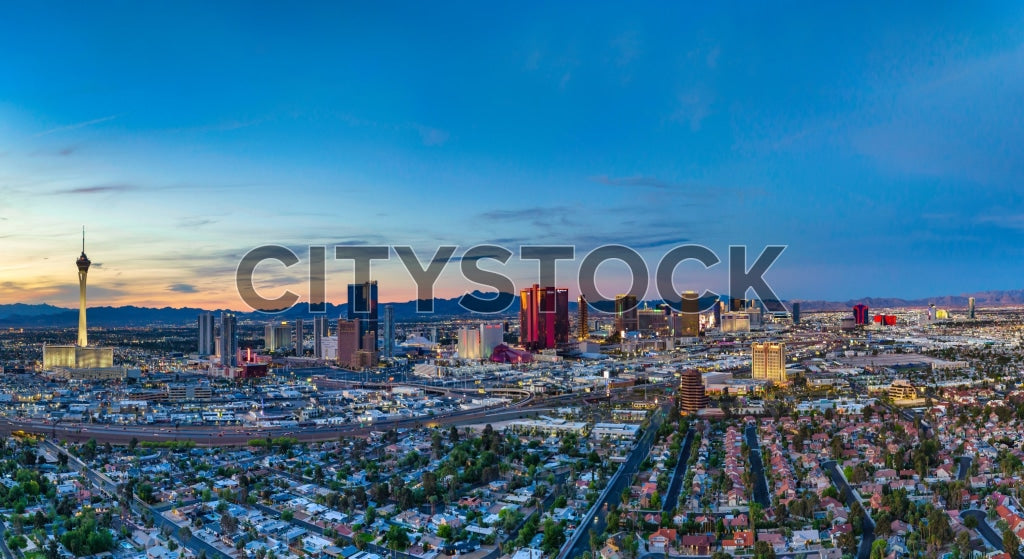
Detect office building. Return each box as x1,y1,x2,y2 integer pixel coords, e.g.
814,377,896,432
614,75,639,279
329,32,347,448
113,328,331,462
293,319,304,356
968,297,976,319
751,342,786,384
197,312,216,356
889,380,918,400
382,305,395,358
220,313,238,368
614,294,639,333
678,369,708,414
519,284,569,350
852,304,869,325
337,318,361,369
577,295,589,340
679,290,700,337
791,302,800,325
347,281,379,351
313,316,329,359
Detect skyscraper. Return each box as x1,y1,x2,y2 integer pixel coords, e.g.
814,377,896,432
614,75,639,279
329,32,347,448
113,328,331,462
264,322,291,351
751,342,786,384
519,284,569,350
197,312,216,356
337,318,360,369
382,305,395,359
76,227,91,347
293,319,304,356
614,294,638,333
313,316,329,359
577,295,589,340
852,304,869,325
678,369,708,414
791,302,801,325
968,297,976,319
220,313,238,368
347,282,378,351
679,290,700,337
730,298,746,312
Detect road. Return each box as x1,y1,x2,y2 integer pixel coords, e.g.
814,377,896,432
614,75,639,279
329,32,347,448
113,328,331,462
957,456,972,481
744,423,770,509
822,460,875,559
562,404,669,559
662,428,696,513
40,440,232,559
961,510,1003,551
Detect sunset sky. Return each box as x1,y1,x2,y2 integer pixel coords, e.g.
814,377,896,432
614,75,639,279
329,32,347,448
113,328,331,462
2,2,1023,310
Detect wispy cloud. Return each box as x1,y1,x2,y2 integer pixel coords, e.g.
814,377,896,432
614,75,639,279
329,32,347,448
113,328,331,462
592,175,679,189
478,206,570,221
51,184,139,195
34,115,119,137
167,283,199,293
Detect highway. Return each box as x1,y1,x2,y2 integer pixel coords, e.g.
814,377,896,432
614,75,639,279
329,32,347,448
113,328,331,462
0,383,669,446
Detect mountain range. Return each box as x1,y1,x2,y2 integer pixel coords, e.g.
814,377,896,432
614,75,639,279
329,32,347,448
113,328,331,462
0,289,1020,327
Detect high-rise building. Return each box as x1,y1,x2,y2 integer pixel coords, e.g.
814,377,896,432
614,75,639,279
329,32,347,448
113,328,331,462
791,302,801,325
679,291,700,337
519,284,569,350
347,282,378,351
678,369,708,414
313,316,329,359
198,313,216,356
577,295,589,340
751,342,786,384
852,304,869,325
220,313,238,368
382,305,395,358
337,318,361,369
77,227,91,347
458,323,504,360
614,294,638,334
264,322,291,351
968,297,976,319
293,319,304,356
730,298,746,312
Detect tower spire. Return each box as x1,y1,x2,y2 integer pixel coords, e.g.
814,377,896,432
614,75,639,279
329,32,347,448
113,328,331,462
82,226,85,253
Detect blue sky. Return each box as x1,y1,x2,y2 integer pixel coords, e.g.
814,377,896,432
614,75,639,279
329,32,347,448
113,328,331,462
1,2,1022,309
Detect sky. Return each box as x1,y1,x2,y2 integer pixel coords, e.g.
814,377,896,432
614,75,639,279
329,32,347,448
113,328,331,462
1,2,1023,310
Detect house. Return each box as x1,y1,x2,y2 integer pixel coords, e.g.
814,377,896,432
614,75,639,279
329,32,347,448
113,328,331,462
791,529,820,549
721,531,755,551
679,535,713,555
648,528,677,553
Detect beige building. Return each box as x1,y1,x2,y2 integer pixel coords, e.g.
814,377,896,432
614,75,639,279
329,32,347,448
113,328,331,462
888,380,917,400
751,342,787,384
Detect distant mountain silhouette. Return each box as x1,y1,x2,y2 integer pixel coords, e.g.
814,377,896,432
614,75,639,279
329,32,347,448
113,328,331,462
1,289,1021,327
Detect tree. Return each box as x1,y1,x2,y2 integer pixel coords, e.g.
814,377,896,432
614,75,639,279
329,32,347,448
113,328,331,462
1004,526,1021,559
386,524,410,551
837,531,857,555
869,539,888,559
753,540,776,559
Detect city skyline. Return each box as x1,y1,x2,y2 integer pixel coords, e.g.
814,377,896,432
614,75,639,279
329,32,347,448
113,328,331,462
3,3,1024,309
